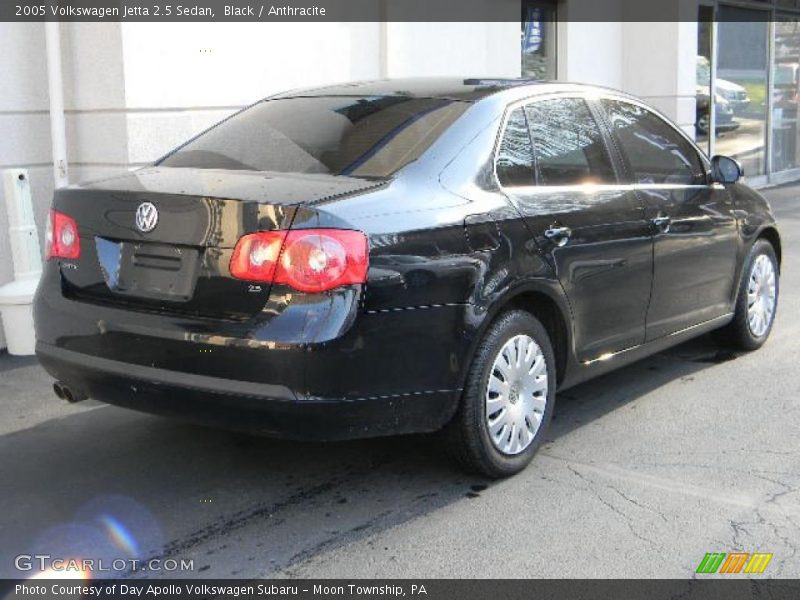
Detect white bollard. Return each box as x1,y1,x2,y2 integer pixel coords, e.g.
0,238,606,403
0,169,43,355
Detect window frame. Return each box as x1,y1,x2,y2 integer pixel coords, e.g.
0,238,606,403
492,92,624,191
593,95,712,188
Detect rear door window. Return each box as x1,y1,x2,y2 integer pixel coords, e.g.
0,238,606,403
524,97,617,185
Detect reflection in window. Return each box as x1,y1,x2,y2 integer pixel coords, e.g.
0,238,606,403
773,17,800,172
525,98,616,185
696,6,714,154
603,101,705,185
716,9,768,177
496,108,535,187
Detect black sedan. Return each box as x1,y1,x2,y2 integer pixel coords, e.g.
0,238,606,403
34,78,781,478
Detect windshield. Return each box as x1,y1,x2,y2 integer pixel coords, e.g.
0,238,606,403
158,95,470,178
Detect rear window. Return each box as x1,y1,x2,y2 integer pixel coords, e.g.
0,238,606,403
158,96,470,178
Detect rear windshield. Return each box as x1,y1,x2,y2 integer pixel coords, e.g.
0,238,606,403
158,95,470,178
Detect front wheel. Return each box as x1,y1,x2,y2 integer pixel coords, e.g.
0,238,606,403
696,113,710,135
719,239,779,351
445,310,556,478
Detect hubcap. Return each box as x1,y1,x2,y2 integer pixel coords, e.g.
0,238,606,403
747,254,777,338
485,334,548,456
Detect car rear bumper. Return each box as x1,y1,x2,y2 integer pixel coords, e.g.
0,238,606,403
37,342,458,441
33,269,469,440
717,121,740,132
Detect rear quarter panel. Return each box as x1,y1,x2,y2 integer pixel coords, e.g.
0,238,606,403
314,105,571,402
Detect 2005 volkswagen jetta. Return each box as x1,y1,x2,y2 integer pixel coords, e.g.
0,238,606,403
34,78,781,477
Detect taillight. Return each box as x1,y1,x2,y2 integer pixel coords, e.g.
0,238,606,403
230,229,368,293
277,229,369,292
229,231,287,283
45,209,80,260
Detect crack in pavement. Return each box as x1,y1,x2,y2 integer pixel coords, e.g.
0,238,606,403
540,453,800,518
602,480,670,524
565,464,666,552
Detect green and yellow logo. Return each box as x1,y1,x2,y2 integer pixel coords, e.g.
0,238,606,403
696,552,773,574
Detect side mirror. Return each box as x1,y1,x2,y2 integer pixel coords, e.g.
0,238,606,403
711,155,743,184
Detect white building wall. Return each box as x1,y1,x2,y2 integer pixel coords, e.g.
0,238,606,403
119,22,385,167
621,21,698,135
385,22,519,77
0,23,52,349
557,18,697,136
619,0,699,134
557,21,623,87
61,23,129,186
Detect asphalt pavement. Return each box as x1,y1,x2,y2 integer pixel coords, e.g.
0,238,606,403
1,184,798,579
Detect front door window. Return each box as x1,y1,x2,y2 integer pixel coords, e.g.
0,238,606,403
601,100,707,186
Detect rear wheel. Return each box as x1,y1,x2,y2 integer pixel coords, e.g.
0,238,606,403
445,310,556,478
718,239,779,350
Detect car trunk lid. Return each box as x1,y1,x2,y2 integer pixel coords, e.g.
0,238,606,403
53,167,382,319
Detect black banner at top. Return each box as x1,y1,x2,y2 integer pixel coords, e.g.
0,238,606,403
0,0,784,23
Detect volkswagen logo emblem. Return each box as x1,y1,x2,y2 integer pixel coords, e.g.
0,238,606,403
135,202,158,233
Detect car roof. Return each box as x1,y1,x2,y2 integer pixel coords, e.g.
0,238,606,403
265,78,649,177
269,77,639,106
268,77,540,101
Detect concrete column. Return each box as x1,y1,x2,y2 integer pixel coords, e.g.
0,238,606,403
558,0,699,134
621,20,698,134
619,0,700,134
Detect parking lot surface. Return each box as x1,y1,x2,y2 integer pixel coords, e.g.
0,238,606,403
1,185,798,579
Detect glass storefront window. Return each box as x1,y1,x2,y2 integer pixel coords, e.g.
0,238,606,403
772,16,800,172
715,7,769,177
521,1,800,183
521,1,557,79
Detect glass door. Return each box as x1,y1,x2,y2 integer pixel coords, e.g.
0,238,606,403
772,14,800,173
715,5,770,178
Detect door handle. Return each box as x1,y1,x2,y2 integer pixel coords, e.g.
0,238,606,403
651,216,671,233
544,226,571,247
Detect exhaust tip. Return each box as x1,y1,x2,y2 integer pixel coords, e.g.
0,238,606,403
54,381,87,403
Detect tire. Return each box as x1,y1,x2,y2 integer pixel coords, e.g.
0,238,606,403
718,239,779,351
445,310,556,478
696,113,709,136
